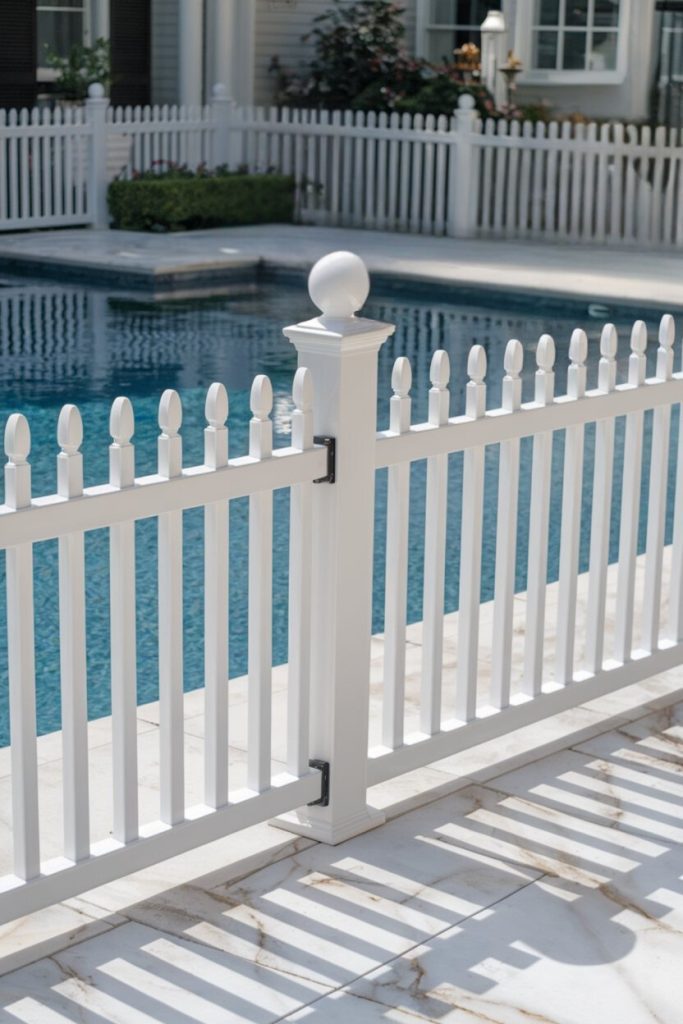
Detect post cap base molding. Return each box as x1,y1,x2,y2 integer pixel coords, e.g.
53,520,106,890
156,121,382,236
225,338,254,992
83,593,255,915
272,804,386,845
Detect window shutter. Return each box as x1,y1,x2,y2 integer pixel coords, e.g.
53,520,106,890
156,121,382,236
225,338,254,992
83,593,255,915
110,0,151,106
0,1,37,110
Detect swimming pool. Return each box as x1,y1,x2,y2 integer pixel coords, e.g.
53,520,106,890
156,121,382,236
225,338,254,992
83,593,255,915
0,274,678,743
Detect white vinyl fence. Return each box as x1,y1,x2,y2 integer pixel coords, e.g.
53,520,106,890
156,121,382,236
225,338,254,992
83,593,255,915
1,250,683,924
2,84,682,246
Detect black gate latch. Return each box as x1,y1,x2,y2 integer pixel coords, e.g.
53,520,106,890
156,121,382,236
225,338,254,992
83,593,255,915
313,436,336,484
308,759,330,806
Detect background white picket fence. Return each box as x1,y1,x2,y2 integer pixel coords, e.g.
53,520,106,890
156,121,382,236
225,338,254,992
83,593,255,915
1,250,682,924
1,85,682,246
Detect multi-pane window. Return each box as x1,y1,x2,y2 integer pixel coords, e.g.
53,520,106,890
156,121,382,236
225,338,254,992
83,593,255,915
422,0,491,63
37,0,88,68
532,0,621,72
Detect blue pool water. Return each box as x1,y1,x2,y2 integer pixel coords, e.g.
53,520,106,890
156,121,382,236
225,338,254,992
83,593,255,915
0,274,678,744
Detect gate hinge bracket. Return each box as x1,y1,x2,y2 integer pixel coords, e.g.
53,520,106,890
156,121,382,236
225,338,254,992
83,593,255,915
313,436,336,484
308,759,330,806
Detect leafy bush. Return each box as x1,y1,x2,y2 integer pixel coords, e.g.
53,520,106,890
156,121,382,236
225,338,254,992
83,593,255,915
270,0,497,118
108,169,294,232
46,38,112,100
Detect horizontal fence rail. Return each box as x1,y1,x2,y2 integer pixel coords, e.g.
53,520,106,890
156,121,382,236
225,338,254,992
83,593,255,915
2,85,682,245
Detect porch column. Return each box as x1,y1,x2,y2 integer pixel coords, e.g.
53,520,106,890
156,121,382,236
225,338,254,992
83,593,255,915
91,0,109,41
209,0,238,99
179,0,204,107
480,10,508,110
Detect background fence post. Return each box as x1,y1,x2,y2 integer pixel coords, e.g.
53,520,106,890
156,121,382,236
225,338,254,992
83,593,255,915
277,251,395,844
449,93,479,238
210,83,238,169
86,83,110,229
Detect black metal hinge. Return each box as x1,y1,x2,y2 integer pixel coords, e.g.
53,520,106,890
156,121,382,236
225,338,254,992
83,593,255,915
313,436,336,484
308,759,330,806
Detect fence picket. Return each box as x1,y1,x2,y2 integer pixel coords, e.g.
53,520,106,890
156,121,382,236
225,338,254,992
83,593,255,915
670,336,683,642
157,390,185,825
248,375,273,793
383,358,412,749
491,340,523,709
203,383,229,808
455,347,487,722
615,322,648,663
642,316,675,651
585,325,618,674
421,352,450,735
4,414,40,879
523,335,556,696
505,120,520,236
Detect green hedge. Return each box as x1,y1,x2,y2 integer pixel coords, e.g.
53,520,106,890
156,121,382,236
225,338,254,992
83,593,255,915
108,174,295,232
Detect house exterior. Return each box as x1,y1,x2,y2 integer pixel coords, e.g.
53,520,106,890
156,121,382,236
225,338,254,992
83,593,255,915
0,0,680,124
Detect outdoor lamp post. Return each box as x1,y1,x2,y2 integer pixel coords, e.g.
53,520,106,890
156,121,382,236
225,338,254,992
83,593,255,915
499,51,524,109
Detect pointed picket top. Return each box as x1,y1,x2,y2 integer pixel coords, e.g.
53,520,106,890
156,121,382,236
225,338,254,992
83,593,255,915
109,397,135,489
204,383,229,470
428,349,450,426
502,339,523,412
390,356,412,434
629,320,647,386
598,324,618,392
292,367,314,451
657,314,675,380
568,328,588,399
158,389,182,479
57,404,83,499
466,345,487,419
249,375,273,460
110,396,134,446
4,413,31,510
535,334,556,406
57,404,83,455
159,389,182,437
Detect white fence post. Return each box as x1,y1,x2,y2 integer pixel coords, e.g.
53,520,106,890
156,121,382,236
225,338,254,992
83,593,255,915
278,251,395,844
86,83,109,229
210,82,237,169
449,93,479,238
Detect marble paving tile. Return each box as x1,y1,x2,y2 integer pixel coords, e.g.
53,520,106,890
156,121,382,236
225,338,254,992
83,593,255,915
121,795,539,990
285,865,683,1023
0,921,332,1024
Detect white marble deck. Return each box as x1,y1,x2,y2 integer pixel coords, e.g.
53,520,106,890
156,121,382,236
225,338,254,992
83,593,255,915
0,548,682,1023
0,224,681,307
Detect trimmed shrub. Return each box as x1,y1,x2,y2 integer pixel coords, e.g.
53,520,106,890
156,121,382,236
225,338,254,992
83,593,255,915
108,173,295,232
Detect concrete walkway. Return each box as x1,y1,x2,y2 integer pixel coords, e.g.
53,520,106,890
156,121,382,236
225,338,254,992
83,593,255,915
0,224,681,308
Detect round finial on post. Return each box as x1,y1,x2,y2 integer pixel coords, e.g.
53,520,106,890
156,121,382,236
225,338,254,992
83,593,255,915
159,389,182,436
467,344,487,384
391,356,412,398
504,338,523,378
57,404,83,455
458,93,477,111
430,349,450,389
110,396,134,445
293,367,313,412
88,82,105,99
536,334,556,371
212,82,228,99
205,382,228,427
250,374,273,420
308,251,370,320
4,413,30,465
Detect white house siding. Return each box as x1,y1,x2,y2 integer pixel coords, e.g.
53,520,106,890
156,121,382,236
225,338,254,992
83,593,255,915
151,0,179,105
253,0,417,105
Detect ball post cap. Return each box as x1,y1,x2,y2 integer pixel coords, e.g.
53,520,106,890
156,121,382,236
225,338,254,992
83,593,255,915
308,251,370,320
88,82,105,99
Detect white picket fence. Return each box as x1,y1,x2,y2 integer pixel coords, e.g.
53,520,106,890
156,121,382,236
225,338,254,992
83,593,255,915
2,84,683,246
1,250,682,923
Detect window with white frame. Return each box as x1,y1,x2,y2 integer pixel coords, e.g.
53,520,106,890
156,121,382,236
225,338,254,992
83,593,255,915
420,0,491,63
37,0,89,75
531,0,622,73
